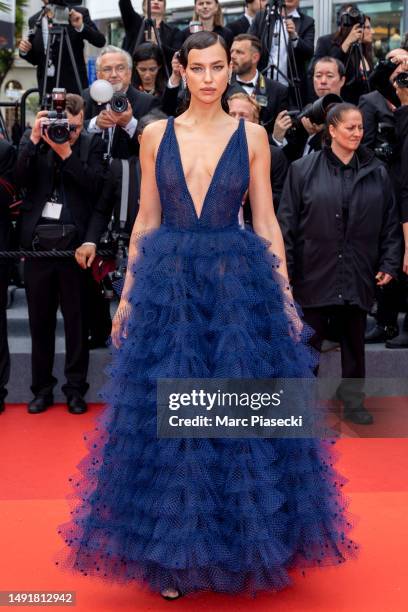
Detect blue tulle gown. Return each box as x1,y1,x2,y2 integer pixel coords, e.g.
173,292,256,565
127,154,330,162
56,117,358,596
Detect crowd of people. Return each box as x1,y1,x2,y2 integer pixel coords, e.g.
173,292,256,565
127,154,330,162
0,1,407,424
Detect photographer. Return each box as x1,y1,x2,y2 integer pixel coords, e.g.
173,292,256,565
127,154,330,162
19,0,105,96
249,0,315,106
84,46,160,160
15,94,106,415
273,57,345,161
178,0,233,47
313,3,373,104
228,34,289,134
119,0,181,70
278,103,401,425
0,140,16,414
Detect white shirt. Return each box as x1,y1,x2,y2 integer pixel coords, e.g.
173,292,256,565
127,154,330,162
268,9,300,84
236,70,259,96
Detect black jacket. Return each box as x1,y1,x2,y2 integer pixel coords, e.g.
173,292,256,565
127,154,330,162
227,73,289,132
283,124,323,162
15,130,106,249
119,0,181,67
390,106,408,223
20,7,105,96
358,90,395,149
83,85,160,159
85,156,141,243
278,146,401,312
249,9,315,105
0,140,16,251
226,14,251,37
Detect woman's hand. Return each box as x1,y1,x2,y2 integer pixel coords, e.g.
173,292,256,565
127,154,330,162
111,301,131,348
341,24,363,53
376,271,393,286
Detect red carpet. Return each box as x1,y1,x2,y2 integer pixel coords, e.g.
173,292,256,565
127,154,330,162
0,403,407,611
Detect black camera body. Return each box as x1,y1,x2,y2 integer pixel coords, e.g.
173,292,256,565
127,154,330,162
340,8,365,28
41,88,75,144
290,94,343,128
47,1,82,25
374,122,398,163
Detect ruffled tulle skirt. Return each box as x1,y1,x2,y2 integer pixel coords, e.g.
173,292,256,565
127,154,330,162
56,226,358,595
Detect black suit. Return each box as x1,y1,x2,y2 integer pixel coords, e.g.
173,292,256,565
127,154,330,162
249,9,315,106
0,141,16,402
119,0,181,68
15,130,106,399
20,7,105,96
359,90,395,150
83,85,160,159
283,123,323,162
226,14,251,37
228,73,289,132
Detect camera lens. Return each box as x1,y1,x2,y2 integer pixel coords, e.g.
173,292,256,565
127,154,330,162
47,122,70,144
396,72,408,88
110,92,128,113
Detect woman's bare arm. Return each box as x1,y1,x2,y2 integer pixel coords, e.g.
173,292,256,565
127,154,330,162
111,120,165,347
246,122,289,283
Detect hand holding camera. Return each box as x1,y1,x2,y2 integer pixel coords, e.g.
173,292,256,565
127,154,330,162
301,116,324,135
272,110,293,143
169,52,182,87
19,39,33,54
285,18,297,40
341,23,363,54
69,9,83,30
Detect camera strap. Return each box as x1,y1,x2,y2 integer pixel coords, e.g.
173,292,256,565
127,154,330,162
120,159,130,229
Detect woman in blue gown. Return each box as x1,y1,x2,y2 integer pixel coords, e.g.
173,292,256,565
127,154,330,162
56,31,358,599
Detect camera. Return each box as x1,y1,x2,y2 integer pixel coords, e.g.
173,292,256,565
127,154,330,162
47,0,82,26
340,7,365,28
41,88,75,144
110,92,129,113
290,94,343,128
374,122,398,163
395,72,408,88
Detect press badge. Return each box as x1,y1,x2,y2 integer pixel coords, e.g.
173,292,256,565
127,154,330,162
42,200,62,220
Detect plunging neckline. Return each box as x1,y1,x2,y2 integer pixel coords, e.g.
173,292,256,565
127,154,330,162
171,117,242,222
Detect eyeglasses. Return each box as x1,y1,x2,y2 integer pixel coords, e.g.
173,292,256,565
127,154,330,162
99,64,129,76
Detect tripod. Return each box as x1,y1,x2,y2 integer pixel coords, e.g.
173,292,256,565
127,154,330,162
344,42,371,94
260,0,302,110
40,9,84,108
131,0,170,80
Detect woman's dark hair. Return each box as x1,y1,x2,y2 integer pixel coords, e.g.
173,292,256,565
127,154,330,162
324,102,362,144
132,43,166,96
178,31,231,112
178,30,231,67
333,13,374,75
136,109,168,138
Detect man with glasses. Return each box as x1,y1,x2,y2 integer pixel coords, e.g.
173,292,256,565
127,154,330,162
84,45,160,160
15,94,106,415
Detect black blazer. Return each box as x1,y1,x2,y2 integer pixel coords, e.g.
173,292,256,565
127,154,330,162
359,91,395,149
14,131,106,248
0,140,16,251
228,73,289,132
249,9,315,106
283,123,323,162
83,85,160,159
226,14,251,38
119,0,181,68
19,7,105,96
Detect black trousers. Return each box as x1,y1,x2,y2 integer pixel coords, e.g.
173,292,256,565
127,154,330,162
0,264,9,401
303,304,367,410
24,258,89,398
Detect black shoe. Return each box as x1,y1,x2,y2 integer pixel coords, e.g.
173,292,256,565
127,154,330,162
67,395,88,415
0,399,4,414
28,395,54,414
160,589,183,601
365,324,394,344
385,330,408,349
344,406,374,425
